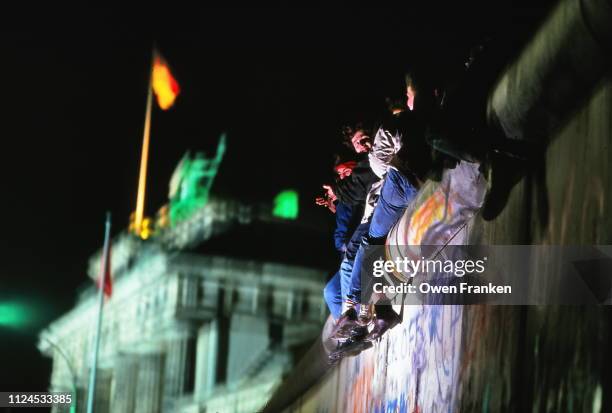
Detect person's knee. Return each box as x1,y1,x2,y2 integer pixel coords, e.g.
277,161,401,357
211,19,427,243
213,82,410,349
323,280,334,302
365,219,389,243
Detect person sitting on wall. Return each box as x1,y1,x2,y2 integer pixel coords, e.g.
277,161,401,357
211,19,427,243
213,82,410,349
317,157,364,323
316,124,377,325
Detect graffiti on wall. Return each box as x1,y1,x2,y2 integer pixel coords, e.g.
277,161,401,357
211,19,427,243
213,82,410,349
295,162,487,413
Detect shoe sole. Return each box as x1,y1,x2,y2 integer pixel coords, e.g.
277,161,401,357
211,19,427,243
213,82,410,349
328,340,373,361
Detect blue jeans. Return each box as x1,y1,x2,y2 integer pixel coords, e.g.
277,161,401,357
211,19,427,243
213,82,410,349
324,221,370,319
348,169,418,303
334,201,363,253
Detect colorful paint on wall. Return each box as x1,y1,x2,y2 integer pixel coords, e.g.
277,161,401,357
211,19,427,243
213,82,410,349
286,162,486,413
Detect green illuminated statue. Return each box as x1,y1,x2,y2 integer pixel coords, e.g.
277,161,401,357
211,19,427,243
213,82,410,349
168,134,226,225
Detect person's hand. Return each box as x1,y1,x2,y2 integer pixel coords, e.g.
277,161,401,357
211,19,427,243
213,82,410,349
315,196,336,213
322,184,337,202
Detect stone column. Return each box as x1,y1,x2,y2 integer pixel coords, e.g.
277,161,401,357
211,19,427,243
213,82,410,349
162,327,196,413
94,369,113,413
194,320,218,402
163,334,195,399
134,353,163,413
111,354,138,413
179,274,198,309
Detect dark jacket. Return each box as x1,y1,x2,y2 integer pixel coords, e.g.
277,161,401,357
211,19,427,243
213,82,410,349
332,155,377,206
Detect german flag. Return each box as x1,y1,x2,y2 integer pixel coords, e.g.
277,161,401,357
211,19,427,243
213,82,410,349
152,51,180,110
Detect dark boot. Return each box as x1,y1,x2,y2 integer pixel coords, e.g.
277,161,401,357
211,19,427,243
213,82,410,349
328,337,374,364
365,306,401,342
329,307,359,340
349,325,369,340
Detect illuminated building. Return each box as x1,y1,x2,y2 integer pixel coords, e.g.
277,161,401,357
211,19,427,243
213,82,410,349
38,145,325,413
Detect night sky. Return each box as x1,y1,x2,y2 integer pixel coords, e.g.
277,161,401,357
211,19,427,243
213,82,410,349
0,5,554,395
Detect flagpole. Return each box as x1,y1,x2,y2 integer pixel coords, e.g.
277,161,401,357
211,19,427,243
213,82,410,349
86,212,112,413
134,51,155,237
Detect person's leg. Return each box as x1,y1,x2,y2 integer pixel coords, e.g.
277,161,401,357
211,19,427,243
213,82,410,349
323,271,343,320
339,221,370,304
348,169,418,304
365,304,402,342
329,221,370,339
368,169,417,240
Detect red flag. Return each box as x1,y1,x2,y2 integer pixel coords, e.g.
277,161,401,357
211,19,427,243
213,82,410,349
96,241,112,298
152,52,180,110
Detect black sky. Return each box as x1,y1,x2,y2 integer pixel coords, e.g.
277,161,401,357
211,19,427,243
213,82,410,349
0,4,554,393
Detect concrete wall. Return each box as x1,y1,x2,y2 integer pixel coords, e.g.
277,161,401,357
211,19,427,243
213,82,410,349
279,78,612,413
